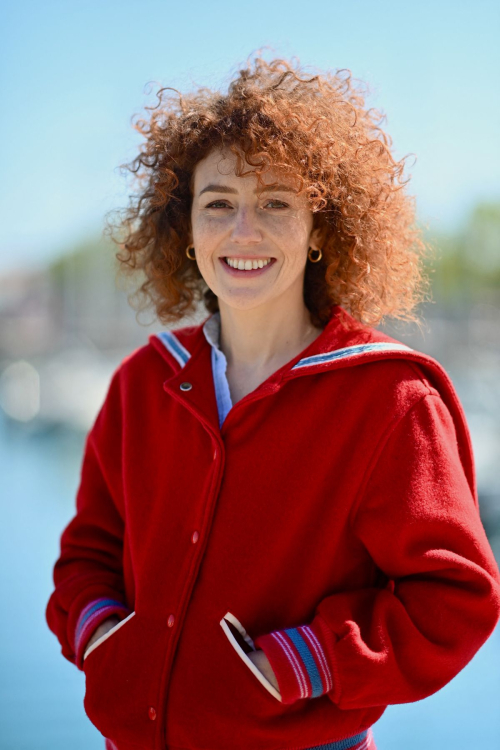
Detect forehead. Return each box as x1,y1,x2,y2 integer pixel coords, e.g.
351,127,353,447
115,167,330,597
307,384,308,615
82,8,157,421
192,146,297,192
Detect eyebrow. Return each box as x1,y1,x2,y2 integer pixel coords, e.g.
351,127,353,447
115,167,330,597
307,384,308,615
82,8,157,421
198,183,297,197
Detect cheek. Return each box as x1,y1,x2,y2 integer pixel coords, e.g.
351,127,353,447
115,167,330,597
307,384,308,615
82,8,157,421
192,217,229,254
190,220,221,277
272,220,311,260
270,211,311,239
193,212,228,230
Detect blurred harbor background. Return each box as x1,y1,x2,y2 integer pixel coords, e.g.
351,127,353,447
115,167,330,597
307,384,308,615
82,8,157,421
1,0,500,748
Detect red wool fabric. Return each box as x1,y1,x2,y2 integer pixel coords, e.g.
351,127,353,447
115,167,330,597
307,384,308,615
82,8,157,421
46,304,500,750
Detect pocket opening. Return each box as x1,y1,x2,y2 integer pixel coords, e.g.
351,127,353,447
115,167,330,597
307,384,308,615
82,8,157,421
83,610,136,661
219,611,282,703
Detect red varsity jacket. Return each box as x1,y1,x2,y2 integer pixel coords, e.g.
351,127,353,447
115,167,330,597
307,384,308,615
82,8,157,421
45,304,500,750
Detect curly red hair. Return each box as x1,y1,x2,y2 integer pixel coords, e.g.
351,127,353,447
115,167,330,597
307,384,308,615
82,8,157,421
105,52,432,330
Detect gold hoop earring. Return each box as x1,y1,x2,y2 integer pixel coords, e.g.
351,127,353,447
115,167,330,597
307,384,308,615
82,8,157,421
186,244,196,261
308,247,322,263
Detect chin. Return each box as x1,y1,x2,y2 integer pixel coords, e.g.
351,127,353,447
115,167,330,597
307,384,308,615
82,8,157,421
216,291,275,312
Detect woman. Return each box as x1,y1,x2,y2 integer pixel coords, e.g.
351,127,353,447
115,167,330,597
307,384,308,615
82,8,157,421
46,55,500,750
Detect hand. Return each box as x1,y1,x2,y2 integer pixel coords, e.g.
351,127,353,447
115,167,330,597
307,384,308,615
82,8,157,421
83,615,121,659
247,649,280,692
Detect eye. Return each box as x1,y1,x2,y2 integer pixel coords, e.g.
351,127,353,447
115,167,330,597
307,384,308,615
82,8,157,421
203,199,289,210
263,200,288,209
205,200,231,209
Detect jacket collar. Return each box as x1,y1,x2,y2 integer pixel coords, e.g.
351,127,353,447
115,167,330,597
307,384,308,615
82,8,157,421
148,304,476,506
149,304,413,381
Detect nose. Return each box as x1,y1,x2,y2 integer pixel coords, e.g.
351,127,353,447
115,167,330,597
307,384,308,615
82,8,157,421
230,206,263,245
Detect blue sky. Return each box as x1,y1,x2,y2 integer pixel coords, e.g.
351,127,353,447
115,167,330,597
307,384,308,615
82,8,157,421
1,0,499,273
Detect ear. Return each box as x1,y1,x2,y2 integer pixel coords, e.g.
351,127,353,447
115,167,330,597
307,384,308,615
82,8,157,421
309,226,324,250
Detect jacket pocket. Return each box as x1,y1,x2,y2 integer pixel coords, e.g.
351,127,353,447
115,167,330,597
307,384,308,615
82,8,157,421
219,611,282,703
82,611,167,749
83,611,136,661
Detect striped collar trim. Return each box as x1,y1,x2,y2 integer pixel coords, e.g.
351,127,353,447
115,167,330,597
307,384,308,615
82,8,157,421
291,342,413,370
155,331,191,368
155,331,413,373
156,314,220,369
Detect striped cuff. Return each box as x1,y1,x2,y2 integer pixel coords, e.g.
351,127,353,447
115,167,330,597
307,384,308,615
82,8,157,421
254,620,334,705
74,597,131,670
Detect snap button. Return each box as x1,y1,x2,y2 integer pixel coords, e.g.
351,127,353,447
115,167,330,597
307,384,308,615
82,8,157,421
180,382,192,391
148,706,157,721
167,614,175,627
191,530,199,544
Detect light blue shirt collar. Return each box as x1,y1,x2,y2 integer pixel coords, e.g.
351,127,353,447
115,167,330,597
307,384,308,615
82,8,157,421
202,312,233,427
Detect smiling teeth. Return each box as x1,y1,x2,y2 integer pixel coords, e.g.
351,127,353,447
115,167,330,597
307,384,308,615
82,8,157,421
225,258,272,270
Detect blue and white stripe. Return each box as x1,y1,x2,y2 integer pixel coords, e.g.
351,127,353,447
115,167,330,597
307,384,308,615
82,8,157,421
292,342,412,370
305,729,372,750
155,331,191,368
284,627,325,697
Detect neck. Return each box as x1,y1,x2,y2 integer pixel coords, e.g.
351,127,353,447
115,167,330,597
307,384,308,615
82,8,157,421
217,296,322,371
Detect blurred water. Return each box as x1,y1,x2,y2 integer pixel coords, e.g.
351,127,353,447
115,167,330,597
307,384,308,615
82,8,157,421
0,412,499,750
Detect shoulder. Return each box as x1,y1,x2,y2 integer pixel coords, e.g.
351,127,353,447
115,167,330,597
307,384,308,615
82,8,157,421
329,320,475,485
329,322,445,417
117,341,164,379
112,320,207,383
349,330,473,474
362,354,438,405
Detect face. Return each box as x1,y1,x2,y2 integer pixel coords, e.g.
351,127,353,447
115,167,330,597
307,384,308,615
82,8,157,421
189,146,322,312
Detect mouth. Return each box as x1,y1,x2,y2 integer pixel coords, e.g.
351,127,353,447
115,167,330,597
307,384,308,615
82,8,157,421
219,256,277,277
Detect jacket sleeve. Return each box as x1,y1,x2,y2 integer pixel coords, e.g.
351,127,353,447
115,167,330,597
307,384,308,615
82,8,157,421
45,366,133,671
254,393,500,706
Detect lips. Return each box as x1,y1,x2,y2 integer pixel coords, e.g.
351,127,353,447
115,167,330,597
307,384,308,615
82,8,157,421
219,257,277,278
